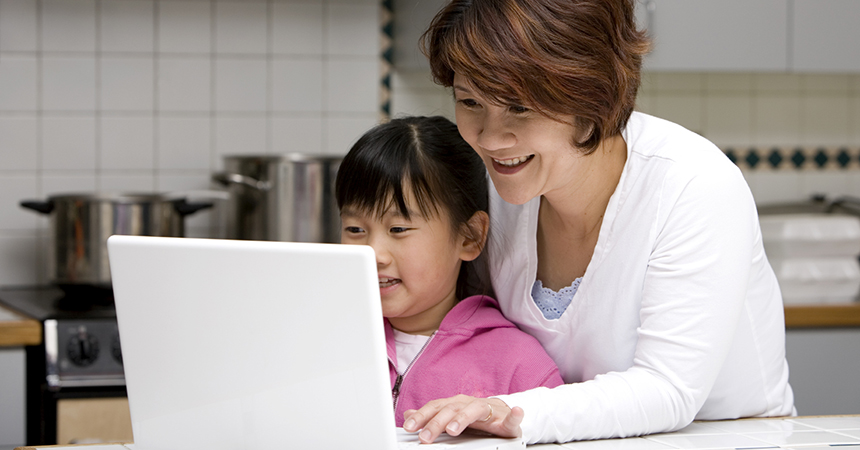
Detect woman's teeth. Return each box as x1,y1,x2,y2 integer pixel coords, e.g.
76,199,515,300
379,278,400,288
494,155,532,167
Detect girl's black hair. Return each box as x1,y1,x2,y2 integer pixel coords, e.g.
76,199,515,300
335,115,492,300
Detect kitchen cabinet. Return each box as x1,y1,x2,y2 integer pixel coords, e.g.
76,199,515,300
792,0,860,72
786,328,860,415
636,0,788,72
0,348,26,449
394,0,860,73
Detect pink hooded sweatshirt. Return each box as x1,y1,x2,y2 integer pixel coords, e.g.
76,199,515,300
386,295,564,426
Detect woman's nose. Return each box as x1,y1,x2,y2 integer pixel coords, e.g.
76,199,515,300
475,109,516,152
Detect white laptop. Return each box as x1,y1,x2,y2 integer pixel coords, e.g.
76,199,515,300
107,235,525,450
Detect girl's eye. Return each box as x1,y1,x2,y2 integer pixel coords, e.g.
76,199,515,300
344,226,364,234
389,226,409,234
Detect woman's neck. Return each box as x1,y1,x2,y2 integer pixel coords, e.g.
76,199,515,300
540,134,627,232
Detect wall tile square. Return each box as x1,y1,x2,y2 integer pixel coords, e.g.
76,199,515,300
0,117,38,170
705,73,753,93
214,117,267,157
272,115,322,154
327,3,378,56
324,114,379,155
157,57,212,112
158,1,212,54
0,56,37,111
391,90,454,119
40,173,97,195
650,72,703,93
101,0,155,53
746,171,802,205
851,96,860,144
0,232,38,285
272,2,323,55
653,94,703,135
41,116,96,170
753,73,803,93
41,0,96,52
704,95,752,146
800,171,851,200
272,59,323,112
802,96,850,145
215,1,268,55
0,0,38,51
158,117,211,170
804,74,851,94
326,59,379,113
753,95,802,145
42,56,97,111
215,58,268,112
98,172,155,192
0,174,38,230
100,116,155,170
100,57,155,111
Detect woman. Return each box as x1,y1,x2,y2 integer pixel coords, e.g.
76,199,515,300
401,0,795,445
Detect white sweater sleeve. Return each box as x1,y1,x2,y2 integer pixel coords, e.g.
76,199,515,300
496,164,759,444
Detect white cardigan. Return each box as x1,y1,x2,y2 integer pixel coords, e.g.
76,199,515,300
490,112,795,444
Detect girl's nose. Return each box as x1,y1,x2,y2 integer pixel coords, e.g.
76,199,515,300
368,240,391,267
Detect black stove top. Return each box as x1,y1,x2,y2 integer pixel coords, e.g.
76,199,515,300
0,286,116,321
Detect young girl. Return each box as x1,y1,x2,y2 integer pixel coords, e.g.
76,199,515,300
335,115,563,427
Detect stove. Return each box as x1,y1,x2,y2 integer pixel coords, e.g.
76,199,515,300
0,286,129,445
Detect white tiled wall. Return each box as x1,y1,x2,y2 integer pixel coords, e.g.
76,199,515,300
391,69,860,207
0,0,381,286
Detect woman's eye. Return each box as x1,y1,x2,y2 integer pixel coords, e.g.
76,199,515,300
509,104,529,114
457,98,480,108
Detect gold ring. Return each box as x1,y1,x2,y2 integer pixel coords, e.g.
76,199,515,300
480,403,493,422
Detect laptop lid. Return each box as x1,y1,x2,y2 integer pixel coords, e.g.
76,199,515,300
108,235,397,450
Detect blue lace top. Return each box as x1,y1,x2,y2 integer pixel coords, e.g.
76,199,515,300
531,278,582,320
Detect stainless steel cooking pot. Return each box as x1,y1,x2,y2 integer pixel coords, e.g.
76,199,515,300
212,154,341,243
21,193,213,287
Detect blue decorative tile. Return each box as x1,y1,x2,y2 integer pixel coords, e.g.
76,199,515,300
837,148,851,168
745,149,760,169
791,149,806,169
725,148,738,165
768,148,783,168
814,148,829,168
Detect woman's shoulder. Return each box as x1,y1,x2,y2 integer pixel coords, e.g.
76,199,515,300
625,112,734,171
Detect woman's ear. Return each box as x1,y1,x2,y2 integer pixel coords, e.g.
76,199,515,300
459,211,489,262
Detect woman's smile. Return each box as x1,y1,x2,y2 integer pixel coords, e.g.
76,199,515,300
490,154,535,175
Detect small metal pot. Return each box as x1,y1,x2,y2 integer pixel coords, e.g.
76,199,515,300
212,154,342,243
21,193,213,287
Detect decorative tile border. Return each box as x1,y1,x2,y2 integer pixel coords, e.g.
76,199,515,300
723,146,860,171
379,0,393,122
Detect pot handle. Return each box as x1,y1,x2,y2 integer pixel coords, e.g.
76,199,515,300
212,172,271,191
20,200,54,214
172,199,214,216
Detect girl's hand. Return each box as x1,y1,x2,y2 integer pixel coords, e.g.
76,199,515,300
401,395,524,444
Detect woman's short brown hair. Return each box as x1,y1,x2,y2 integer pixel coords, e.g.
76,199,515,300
421,0,650,153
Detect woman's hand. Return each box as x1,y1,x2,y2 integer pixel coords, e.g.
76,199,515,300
401,395,524,444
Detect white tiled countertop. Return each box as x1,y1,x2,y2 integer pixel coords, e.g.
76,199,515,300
537,415,860,449
13,416,860,449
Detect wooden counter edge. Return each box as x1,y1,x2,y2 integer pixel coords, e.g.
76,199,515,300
785,302,860,328
0,306,42,347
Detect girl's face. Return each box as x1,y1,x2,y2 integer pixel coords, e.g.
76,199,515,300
340,193,473,335
452,73,586,205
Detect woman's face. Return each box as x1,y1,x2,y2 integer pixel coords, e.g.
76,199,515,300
453,74,584,205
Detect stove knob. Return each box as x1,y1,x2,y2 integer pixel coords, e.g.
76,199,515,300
67,327,100,367
112,333,123,365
